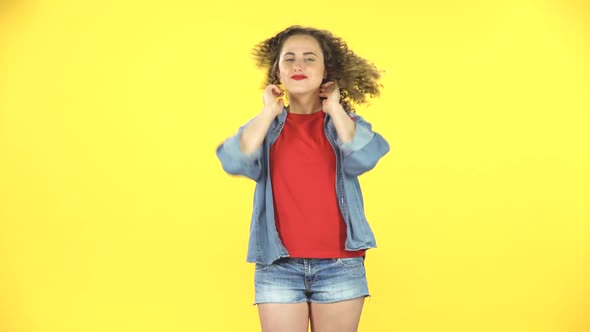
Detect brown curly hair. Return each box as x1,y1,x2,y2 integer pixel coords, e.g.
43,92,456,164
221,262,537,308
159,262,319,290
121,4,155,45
251,25,383,113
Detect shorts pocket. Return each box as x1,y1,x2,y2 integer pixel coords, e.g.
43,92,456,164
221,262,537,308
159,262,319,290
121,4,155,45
335,257,365,267
255,263,272,272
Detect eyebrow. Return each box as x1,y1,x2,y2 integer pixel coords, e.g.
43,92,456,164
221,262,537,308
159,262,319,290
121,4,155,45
282,52,319,57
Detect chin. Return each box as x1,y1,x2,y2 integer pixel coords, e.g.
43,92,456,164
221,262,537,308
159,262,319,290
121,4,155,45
285,84,320,96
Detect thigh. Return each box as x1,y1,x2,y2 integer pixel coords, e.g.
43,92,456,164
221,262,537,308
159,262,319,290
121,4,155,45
258,303,309,332
309,297,365,332
309,257,370,304
254,258,308,304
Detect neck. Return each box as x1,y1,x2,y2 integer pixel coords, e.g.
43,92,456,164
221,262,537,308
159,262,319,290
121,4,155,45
287,92,322,114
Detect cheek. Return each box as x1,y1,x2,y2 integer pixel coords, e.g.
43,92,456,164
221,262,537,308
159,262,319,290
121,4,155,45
277,65,289,78
313,63,325,76
314,65,326,79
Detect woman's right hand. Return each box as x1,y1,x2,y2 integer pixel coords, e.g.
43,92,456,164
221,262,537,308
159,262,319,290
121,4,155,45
239,84,285,156
262,84,285,117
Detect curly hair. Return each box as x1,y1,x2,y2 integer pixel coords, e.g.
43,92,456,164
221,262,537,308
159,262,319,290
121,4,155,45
251,25,383,113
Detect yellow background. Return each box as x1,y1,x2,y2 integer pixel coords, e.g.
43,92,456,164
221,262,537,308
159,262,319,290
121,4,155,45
1,0,589,331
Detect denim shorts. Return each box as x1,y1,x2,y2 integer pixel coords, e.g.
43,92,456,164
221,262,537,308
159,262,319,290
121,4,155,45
254,257,370,304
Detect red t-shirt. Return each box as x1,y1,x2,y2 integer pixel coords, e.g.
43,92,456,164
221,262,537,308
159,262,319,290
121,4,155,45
270,110,365,258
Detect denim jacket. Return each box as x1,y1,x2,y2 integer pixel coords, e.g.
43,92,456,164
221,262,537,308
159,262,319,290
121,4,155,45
216,107,390,265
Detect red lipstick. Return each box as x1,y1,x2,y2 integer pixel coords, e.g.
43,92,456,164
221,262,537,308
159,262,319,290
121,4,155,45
291,75,308,80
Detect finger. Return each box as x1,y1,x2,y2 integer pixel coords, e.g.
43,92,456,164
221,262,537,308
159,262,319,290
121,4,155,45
321,81,335,88
266,84,278,95
273,87,284,97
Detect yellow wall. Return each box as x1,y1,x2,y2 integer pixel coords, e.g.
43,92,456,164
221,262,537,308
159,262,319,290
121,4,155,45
1,0,589,331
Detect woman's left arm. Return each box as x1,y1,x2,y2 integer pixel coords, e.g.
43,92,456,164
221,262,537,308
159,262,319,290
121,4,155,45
321,82,390,176
330,107,390,176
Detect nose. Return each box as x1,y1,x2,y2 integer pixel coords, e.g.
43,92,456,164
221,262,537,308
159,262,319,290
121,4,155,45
292,59,305,72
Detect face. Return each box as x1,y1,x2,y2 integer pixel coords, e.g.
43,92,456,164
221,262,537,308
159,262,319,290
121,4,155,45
276,34,326,95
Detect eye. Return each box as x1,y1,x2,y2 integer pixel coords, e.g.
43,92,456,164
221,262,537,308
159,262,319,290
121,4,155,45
305,58,315,62
284,58,295,62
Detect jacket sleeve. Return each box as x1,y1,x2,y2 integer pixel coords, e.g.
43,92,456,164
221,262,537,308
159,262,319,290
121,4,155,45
215,118,264,182
334,114,390,177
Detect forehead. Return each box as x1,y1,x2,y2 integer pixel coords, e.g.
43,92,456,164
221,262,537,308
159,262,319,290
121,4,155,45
280,34,323,56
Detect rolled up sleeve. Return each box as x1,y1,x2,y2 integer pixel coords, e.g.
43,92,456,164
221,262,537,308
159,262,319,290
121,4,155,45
215,119,264,181
335,115,390,177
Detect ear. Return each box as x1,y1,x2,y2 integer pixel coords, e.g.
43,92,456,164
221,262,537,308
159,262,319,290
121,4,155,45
272,61,281,84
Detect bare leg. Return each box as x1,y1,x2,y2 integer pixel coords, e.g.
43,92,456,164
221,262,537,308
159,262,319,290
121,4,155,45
309,297,365,332
257,302,309,332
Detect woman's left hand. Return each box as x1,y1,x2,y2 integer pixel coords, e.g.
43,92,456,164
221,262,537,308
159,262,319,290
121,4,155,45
319,81,343,115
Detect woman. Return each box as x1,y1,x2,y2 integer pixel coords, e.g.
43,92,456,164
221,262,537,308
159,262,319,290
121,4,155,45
216,25,389,332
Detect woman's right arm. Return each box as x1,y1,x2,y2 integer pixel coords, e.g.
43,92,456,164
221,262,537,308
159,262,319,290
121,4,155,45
215,85,284,181
239,107,277,155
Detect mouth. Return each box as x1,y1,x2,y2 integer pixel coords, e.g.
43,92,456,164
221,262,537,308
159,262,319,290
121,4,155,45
291,75,308,80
